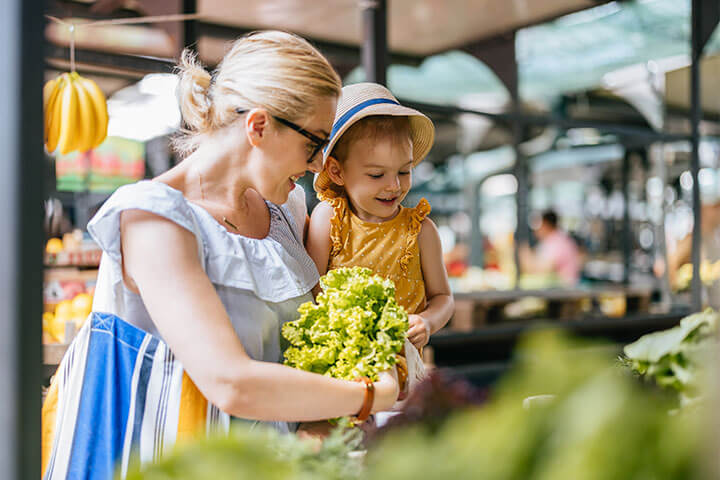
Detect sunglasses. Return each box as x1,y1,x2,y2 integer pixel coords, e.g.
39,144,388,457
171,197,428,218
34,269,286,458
236,109,329,163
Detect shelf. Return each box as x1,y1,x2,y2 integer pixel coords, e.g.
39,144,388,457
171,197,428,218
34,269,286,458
45,250,102,268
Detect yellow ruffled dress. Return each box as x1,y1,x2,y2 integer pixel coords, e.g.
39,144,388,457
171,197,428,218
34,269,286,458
323,193,432,316
320,192,432,401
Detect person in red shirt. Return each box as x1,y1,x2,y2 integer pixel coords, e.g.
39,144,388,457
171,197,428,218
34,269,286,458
519,210,581,285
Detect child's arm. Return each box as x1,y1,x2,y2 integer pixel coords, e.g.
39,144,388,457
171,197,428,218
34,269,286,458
305,202,334,296
408,218,455,349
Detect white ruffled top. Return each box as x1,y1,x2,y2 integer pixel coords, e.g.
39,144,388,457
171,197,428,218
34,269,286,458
87,180,318,431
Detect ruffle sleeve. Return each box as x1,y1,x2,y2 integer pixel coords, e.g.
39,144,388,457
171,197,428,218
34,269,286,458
87,180,201,265
399,197,431,274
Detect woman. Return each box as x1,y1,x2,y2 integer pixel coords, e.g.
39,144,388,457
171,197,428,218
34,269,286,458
42,31,398,478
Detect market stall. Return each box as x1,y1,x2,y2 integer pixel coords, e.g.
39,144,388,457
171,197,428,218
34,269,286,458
36,0,720,374
4,0,720,477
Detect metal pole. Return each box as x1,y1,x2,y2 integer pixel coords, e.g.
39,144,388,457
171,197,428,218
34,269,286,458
0,0,45,478
509,35,527,283
183,0,197,51
690,0,703,310
470,181,484,267
361,0,388,85
622,150,633,285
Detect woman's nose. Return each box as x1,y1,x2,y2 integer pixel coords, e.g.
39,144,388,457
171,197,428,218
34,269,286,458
307,155,323,174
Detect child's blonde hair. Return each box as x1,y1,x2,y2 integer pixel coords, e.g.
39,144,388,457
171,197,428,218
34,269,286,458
174,30,341,156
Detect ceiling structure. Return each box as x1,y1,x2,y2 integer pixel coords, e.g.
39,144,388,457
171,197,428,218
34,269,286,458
196,0,605,56
45,0,612,93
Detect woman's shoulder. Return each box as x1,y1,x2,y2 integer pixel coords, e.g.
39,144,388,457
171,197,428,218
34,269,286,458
87,180,198,263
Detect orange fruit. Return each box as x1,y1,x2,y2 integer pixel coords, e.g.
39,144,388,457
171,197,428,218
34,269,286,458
46,238,64,254
71,293,93,316
54,299,73,319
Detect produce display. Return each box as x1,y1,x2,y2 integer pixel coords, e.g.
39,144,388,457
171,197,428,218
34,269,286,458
44,71,108,154
126,422,363,480
129,329,712,480
282,267,408,381
674,260,720,292
622,308,718,407
364,331,707,480
44,229,102,267
43,292,93,343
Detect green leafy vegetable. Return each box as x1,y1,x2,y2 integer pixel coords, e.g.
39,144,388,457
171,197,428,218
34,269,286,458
622,308,718,405
365,330,709,480
282,267,408,381
125,424,362,480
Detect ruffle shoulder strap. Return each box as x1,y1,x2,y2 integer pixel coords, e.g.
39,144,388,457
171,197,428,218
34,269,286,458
318,188,350,258
399,198,431,273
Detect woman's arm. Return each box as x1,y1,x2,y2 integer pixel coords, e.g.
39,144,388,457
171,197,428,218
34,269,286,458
305,202,334,295
408,218,454,348
120,209,398,421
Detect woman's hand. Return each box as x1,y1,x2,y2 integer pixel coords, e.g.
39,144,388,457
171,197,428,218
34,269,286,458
407,314,431,350
372,368,400,412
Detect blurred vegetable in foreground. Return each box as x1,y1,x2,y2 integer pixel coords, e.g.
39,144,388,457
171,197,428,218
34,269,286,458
125,423,362,480
127,329,714,480
365,330,711,480
365,369,488,445
622,308,718,407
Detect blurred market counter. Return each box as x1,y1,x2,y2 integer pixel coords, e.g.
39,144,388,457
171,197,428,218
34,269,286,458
449,284,655,330
429,307,691,388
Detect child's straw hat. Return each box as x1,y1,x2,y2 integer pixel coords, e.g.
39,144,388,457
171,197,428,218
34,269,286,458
315,82,435,195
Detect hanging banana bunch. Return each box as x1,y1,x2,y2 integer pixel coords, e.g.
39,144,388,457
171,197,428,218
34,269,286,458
44,72,109,154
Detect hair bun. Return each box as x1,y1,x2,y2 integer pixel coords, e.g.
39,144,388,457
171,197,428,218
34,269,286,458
176,48,213,133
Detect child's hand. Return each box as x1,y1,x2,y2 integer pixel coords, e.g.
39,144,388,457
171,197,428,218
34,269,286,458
407,314,431,349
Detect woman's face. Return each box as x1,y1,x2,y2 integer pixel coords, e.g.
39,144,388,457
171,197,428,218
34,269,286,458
249,96,337,205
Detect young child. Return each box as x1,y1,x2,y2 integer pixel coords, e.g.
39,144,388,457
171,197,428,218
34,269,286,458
306,83,454,377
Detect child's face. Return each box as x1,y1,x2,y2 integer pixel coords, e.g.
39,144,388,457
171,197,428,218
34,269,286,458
331,135,414,222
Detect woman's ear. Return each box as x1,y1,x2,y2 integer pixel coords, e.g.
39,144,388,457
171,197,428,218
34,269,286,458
245,108,271,147
325,156,345,186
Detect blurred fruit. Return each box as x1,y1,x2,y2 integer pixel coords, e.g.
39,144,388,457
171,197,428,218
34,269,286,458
71,293,92,316
43,331,55,344
675,260,720,292
70,293,93,329
598,293,626,317
46,238,64,254
42,312,58,342
42,312,54,329
54,299,73,319
74,315,88,330
44,312,66,344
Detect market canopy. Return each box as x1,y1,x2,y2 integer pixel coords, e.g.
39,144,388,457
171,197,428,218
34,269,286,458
197,0,605,56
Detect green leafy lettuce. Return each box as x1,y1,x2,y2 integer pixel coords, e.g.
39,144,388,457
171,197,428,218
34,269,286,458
622,308,718,405
282,267,408,381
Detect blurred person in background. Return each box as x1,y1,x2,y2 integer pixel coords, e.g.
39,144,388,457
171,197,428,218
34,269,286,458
519,210,581,285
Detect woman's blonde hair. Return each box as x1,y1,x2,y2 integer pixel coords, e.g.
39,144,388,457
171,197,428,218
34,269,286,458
174,30,342,156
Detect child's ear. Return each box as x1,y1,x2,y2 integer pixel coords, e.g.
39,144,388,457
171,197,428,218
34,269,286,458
325,156,345,186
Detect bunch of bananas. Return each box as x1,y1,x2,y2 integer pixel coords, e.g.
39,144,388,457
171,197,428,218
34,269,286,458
44,72,108,154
